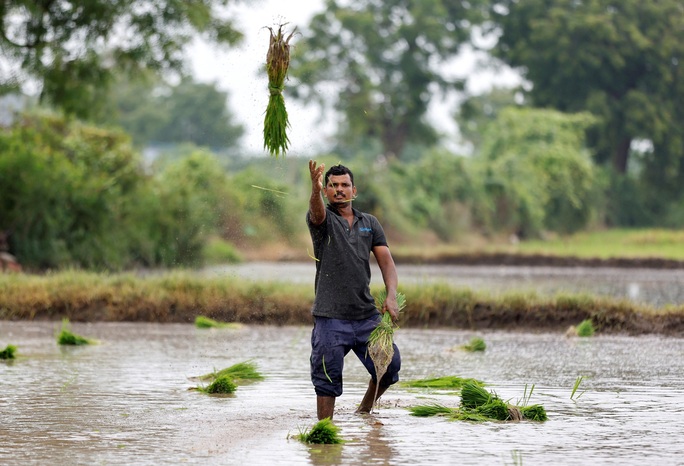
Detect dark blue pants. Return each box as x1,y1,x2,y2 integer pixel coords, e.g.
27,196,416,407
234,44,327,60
310,316,401,397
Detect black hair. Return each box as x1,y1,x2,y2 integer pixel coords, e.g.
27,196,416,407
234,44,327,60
324,164,354,186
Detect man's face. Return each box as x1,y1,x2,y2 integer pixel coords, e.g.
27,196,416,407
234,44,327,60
325,174,356,206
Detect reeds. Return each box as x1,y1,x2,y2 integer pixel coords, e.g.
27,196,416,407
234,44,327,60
367,290,406,411
57,318,97,345
263,25,296,157
295,418,343,444
0,344,17,359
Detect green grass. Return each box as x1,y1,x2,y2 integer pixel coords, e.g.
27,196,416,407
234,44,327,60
460,336,486,352
295,418,344,444
57,319,97,345
0,344,17,359
575,319,595,337
198,375,237,394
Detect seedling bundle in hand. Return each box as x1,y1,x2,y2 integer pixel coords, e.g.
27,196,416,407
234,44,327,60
263,25,296,157
367,290,406,412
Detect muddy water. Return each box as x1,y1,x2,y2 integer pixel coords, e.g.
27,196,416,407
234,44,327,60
2,321,684,465
204,262,684,307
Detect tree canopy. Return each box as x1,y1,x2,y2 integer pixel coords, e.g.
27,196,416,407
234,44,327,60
0,0,242,119
290,0,486,161
488,0,684,191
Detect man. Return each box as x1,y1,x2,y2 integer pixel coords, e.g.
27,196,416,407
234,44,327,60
307,160,401,420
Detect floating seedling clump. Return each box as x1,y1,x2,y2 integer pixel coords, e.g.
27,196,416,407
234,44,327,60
576,319,595,337
460,336,486,352
0,344,17,360
408,381,547,423
401,376,485,390
367,290,406,412
295,418,344,444
194,315,241,329
263,24,296,157
57,319,97,345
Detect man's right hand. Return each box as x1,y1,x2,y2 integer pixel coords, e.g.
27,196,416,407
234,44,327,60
309,160,325,194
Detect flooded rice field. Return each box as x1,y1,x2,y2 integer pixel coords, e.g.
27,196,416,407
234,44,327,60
2,320,684,465
204,262,684,307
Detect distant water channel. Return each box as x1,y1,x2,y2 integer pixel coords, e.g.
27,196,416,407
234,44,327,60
2,322,683,465
204,262,684,307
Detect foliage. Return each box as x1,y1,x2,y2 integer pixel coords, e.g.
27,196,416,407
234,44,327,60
461,337,486,352
57,319,96,345
474,107,600,237
0,0,242,119
296,418,343,444
489,0,684,204
198,361,264,383
290,0,487,160
201,375,237,394
99,74,244,151
401,376,485,390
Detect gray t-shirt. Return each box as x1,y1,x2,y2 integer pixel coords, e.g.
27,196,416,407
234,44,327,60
307,205,388,320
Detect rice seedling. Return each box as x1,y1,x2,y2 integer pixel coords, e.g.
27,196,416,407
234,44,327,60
194,315,241,329
460,381,495,409
367,290,406,412
400,376,485,390
570,375,586,400
198,360,264,383
0,344,17,359
408,402,456,417
57,319,97,345
198,374,237,395
460,336,486,352
575,319,595,337
295,418,344,444
263,24,296,157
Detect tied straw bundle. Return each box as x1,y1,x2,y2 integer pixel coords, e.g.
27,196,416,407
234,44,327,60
367,290,406,412
263,25,296,157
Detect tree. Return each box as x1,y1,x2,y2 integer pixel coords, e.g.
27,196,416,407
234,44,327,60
0,0,242,119
101,74,243,150
488,0,684,189
290,0,485,161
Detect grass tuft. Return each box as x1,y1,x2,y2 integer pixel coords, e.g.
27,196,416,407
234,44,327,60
198,360,264,383
200,375,237,394
408,403,456,417
401,376,484,390
296,418,343,444
0,344,17,359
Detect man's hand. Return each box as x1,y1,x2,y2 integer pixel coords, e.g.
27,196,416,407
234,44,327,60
309,160,325,194
383,292,399,323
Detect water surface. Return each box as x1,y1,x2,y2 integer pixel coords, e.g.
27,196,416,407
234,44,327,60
2,321,683,465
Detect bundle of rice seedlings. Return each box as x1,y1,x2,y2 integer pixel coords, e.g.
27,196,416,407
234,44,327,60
296,418,343,444
576,319,595,337
0,344,17,360
367,290,406,412
461,381,547,422
520,404,548,421
194,315,241,329
57,319,96,345
460,336,486,352
198,360,264,383
460,381,495,409
401,376,485,390
408,402,456,417
200,374,237,395
263,24,296,157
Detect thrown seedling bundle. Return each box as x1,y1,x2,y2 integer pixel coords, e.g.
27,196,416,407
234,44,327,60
400,375,485,390
295,418,343,444
367,290,406,412
263,24,296,157
194,315,241,329
408,381,547,422
460,336,486,352
0,344,17,360
192,360,264,395
57,318,97,345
